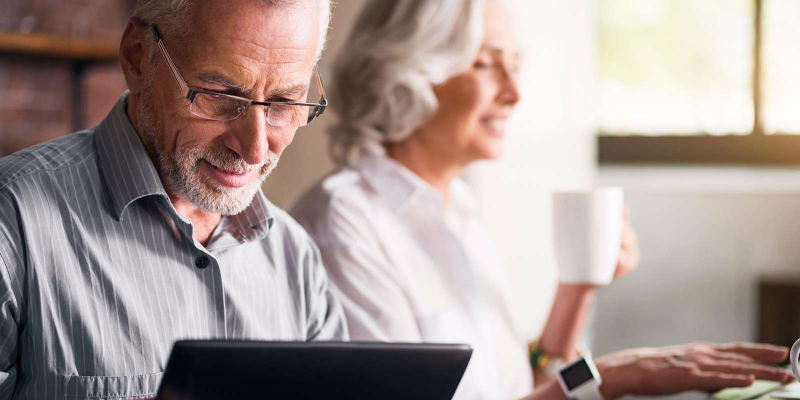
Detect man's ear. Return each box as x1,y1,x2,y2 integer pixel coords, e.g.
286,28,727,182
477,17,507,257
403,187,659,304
119,17,150,95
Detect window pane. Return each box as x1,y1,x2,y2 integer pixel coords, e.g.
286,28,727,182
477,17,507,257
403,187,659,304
762,0,800,134
598,0,754,136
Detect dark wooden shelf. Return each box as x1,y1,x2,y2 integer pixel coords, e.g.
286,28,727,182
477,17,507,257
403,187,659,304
0,32,118,61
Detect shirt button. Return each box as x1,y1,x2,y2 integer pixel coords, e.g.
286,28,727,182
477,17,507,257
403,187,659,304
195,256,210,269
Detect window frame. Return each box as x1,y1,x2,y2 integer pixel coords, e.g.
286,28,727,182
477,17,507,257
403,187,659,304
597,0,800,165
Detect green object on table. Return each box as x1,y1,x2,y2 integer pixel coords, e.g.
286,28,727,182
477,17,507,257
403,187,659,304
712,380,784,400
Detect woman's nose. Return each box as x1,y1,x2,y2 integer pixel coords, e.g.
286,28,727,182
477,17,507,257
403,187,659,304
498,65,521,105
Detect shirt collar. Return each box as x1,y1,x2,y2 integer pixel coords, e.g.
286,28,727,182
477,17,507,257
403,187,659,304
355,154,477,216
96,92,168,222
205,191,273,252
95,92,274,246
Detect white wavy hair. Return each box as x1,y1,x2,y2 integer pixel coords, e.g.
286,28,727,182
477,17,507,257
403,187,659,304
133,0,332,62
329,0,489,165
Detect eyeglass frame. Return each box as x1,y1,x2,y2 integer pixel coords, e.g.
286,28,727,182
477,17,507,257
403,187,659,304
149,24,328,125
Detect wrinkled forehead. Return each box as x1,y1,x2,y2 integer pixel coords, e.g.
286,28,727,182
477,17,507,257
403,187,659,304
181,0,320,71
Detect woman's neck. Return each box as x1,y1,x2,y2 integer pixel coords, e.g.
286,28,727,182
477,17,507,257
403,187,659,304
386,138,466,203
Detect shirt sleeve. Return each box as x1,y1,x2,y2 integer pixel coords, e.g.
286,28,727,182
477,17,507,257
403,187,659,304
0,255,19,400
309,199,422,343
0,192,22,399
303,237,349,341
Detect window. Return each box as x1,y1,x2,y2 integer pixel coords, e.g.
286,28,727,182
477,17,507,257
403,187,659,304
598,0,800,164
762,0,800,135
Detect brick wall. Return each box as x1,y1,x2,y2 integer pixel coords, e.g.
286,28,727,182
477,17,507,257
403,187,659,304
1,0,133,37
0,55,73,156
0,0,133,157
82,64,129,128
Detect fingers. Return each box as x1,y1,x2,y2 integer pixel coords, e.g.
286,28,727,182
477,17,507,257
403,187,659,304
622,215,639,243
715,342,789,363
615,343,795,397
705,349,754,363
619,204,637,255
692,371,755,393
615,222,641,277
698,359,794,384
615,252,638,278
619,210,639,257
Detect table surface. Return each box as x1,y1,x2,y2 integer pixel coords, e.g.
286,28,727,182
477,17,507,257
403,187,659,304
711,380,799,400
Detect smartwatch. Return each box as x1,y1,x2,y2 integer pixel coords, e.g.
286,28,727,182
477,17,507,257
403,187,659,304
529,340,590,378
556,355,604,400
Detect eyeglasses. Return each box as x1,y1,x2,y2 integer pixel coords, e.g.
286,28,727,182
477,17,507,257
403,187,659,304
151,25,327,127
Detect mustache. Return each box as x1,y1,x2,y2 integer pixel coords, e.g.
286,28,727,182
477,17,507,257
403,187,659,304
197,147,275,175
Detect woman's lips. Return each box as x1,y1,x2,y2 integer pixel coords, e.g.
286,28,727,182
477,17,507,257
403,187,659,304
481,117,507,137
202,160,257,188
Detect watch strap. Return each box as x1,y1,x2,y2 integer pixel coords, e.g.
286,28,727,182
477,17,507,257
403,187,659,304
572,384,603,400
529,340,589,376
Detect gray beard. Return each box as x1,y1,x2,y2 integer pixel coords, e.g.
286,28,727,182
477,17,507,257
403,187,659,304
137,81,278,216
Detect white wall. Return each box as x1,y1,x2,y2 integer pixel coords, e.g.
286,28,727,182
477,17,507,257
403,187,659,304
470,0,599,339
600,165,800,193
594,167,800,351
594,168,800,399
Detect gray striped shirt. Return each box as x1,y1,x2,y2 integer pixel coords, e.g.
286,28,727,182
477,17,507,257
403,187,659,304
0,93,347,400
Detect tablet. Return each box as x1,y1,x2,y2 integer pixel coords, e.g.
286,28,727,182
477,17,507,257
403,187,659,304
156,340,473,400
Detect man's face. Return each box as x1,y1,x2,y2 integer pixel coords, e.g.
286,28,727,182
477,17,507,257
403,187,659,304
139,0,320,215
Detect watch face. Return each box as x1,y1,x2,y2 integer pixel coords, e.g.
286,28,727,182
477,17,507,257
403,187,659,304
560,359,594,391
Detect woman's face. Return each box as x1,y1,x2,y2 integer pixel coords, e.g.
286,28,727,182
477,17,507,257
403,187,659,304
415,2,521,165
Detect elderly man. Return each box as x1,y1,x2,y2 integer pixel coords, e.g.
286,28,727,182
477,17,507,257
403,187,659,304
0,0,344,398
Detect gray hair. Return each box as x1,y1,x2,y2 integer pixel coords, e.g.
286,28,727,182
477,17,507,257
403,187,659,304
133,0,332,62
328,0,486,165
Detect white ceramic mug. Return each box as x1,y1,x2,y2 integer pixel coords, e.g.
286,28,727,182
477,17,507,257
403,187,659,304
552,187,625,286
791,338,800,382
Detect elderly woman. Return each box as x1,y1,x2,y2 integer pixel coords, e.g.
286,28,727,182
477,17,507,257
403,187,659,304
290,1,794,399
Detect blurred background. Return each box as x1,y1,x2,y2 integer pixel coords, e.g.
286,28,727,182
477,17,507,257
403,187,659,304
2,0,800,397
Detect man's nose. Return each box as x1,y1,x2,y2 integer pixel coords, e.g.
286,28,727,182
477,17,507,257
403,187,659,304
224,106,270,166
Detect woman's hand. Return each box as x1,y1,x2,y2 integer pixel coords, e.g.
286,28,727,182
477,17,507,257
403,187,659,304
613,205,640,280
596,342,794,399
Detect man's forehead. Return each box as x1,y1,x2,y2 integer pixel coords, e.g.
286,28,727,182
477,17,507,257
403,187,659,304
173,0,319,94
187,0,319,59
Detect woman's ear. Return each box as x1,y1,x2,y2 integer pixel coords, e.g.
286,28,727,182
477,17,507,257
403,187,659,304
119,17,150,95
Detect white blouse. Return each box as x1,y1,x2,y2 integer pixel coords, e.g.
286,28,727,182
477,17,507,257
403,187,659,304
290,154,533,400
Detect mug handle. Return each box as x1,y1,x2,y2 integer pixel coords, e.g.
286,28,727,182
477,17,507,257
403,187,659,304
791,338,800,381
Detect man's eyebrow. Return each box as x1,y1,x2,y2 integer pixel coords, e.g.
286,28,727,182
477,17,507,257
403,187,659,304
194,71,312,100
194,71,249,94
268,83,311,99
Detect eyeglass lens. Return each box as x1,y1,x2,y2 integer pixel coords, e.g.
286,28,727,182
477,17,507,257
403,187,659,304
188,73,323,127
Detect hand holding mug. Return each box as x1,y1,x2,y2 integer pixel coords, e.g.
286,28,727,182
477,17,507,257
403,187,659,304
553,187,637,286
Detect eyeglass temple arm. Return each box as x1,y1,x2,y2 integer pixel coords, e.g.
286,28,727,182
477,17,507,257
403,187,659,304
315,67,327,106
151,25,190,98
